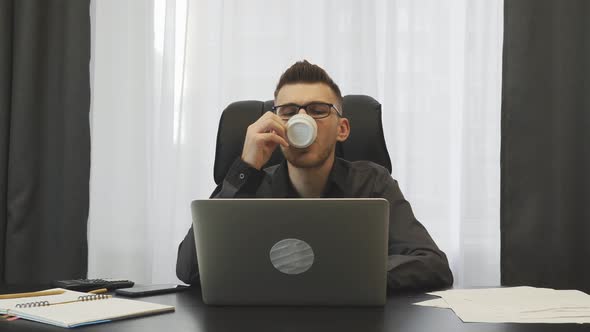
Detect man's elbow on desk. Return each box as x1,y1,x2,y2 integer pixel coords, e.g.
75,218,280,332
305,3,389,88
387,253,454,291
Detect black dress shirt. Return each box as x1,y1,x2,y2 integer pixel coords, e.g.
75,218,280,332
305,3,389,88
177,157,453,290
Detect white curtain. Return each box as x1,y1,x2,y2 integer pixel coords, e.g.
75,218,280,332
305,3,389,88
89,0,503,287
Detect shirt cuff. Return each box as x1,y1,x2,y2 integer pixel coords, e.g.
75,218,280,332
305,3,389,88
225,157,266,190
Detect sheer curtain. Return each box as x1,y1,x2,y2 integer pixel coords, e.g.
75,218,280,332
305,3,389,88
89,0,503,286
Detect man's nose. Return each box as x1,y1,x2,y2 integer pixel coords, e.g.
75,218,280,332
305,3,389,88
298,107,307,115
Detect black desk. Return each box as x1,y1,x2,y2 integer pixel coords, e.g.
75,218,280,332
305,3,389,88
2,286,589,331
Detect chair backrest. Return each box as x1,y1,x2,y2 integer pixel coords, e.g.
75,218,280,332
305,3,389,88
213,95,392,185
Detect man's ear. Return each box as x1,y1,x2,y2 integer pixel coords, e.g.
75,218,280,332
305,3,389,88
336,117,350,142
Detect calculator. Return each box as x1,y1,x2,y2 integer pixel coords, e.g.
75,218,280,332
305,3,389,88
52,278,135,292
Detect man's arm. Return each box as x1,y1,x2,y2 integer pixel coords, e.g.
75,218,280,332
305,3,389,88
175,158,266,284
176,226,199,284
377,173,454,290
176,111,287,284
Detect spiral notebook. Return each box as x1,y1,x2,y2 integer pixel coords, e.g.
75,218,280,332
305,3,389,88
0,288,174,328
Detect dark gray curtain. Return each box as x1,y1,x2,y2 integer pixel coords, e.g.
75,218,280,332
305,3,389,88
501,0,590,292
0,0,90,284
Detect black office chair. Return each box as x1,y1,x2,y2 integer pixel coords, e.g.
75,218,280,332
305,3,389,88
212,95,392,194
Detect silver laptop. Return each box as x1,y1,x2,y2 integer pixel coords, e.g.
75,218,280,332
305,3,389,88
191,198,389,306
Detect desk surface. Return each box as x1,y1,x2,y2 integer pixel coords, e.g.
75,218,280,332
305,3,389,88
2,286,589,331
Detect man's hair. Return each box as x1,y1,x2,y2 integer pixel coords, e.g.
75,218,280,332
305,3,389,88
274,60,343,106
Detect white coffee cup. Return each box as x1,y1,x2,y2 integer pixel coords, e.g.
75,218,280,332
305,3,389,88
286,114,317,149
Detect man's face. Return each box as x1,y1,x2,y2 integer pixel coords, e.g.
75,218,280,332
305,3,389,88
275,83,350,169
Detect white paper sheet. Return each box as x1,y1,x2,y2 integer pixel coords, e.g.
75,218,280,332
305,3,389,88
413,298,451,309
414,286,590,324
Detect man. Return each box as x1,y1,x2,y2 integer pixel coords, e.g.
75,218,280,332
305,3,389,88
177,60,453,290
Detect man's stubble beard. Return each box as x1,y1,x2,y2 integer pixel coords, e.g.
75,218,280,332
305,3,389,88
281,141,335,169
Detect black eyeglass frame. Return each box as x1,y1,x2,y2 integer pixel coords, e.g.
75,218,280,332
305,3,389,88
271,102,342,120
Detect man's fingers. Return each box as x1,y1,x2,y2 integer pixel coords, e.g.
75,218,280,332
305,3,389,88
266,118,287,138
252,117,287,139
259,132,289,148
258,111,283,125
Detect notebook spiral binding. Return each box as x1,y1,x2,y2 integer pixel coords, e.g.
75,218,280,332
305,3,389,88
16,301,50,308
78,294,109,301
15,294,110,308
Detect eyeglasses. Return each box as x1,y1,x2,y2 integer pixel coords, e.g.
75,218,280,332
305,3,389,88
272,102,342,120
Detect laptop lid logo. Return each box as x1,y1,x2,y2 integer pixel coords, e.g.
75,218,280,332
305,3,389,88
269,238,314,275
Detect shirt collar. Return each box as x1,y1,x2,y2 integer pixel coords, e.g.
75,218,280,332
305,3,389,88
270,157,349,198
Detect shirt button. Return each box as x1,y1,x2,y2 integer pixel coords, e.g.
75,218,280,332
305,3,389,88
239,173,245,180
